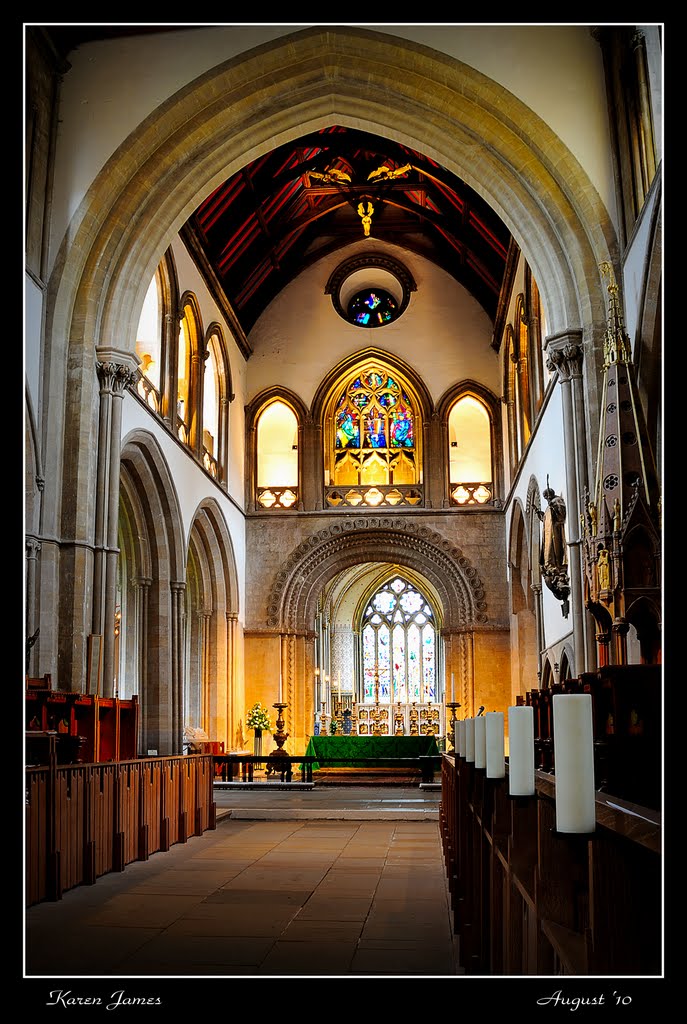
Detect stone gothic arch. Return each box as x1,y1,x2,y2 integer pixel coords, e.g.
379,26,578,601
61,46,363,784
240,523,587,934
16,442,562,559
119,430,186,755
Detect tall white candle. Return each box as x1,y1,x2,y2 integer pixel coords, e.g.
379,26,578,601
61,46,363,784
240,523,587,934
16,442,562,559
465,718,475,762
457,719,465,757
474,716,486,768
552,694,596,834
278,664,283,702
486,711,505,778
450,672,455,702
508,706,535,796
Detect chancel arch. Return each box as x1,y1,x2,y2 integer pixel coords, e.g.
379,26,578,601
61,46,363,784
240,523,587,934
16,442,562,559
264,517,497,748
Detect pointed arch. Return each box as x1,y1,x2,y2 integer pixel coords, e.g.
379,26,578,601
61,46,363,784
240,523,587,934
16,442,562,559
508,496,539,698
119,430,186,755
186,498,241,746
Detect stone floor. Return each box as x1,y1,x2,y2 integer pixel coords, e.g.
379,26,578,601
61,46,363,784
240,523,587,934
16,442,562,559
24,784,462,981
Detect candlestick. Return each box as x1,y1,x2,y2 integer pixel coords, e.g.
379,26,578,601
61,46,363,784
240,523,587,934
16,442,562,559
465,717,475,762
508,705,535,796
552,694,596,834
485,711,505,778
474,715,486,768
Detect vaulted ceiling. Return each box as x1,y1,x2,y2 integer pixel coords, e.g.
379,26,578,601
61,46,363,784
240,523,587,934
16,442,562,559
43,28,515,344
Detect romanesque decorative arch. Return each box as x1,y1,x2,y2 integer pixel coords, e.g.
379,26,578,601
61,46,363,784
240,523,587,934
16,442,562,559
267,517,488,633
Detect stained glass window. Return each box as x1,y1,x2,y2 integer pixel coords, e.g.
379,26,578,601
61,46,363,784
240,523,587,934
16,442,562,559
347,288,398,327
332,369,416,488
360,577,436,703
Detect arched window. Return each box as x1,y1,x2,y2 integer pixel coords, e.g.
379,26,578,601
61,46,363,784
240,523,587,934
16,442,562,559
177,295,204,453
448,395,493,504
202,338,219,479
326,365,421,509
360,577,437,704
256,400,298,509
135,275,162,411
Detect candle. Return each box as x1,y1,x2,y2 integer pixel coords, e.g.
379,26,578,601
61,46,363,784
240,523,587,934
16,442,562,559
486,711,505,778
450,672,455,702
457,719,465,757
465,717,475,762
552,694,596,834
474,715,486,768
278,665,282,702
508,705,535,796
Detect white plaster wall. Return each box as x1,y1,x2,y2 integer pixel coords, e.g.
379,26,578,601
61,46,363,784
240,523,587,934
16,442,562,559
247,240,499,407
508,384,573,650
47,24,619,280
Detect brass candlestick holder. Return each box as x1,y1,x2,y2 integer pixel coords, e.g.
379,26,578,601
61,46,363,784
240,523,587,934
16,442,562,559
266,702,290,777
446,701,462,752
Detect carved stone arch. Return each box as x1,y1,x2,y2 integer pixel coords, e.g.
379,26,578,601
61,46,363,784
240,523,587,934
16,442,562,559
118,429,187,754
508,495,539,696
267,518,486,633
188,498,240,618
119,430,186,582
559,645,575,681
525,475,543,588
507,498,529,613
186,498,240,740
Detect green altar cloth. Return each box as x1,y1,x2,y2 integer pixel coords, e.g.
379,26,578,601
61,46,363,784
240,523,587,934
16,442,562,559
303,734,440,770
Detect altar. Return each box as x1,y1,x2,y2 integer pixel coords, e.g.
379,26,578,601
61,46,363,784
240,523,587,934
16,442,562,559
303,734,440,770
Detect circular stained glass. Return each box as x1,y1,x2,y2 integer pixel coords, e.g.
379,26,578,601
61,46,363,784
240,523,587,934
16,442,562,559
347,288,398,328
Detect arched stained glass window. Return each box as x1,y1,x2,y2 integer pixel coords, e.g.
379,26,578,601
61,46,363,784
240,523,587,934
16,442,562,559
360,577,436,704
332,369,415,491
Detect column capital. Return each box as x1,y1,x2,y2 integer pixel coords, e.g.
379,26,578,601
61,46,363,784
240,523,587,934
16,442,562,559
97,361,137,394
544,330,584,380
26,537,42,557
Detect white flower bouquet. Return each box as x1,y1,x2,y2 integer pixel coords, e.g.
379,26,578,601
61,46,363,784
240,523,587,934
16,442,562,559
245,702,272,732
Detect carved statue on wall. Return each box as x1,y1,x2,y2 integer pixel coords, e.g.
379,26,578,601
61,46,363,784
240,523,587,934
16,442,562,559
536,476,570,615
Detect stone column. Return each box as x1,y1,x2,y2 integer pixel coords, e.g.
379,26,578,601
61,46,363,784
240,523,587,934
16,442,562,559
612,617,630,666
225,611,238,749
424,411,445,509
171,581,186,754
301,418,322,511
161,312,179,428
545,334,586,678
200,609,212,734
95,362,136,696
132,576,151,754
25,537,41,674
531,582,544,686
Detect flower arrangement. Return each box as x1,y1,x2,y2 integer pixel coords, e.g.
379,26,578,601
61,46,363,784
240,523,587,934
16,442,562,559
245,702,272,732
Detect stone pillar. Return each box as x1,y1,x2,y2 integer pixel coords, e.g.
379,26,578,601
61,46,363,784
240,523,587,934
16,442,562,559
301,418,322,511
217,395,231,486
171,581,186,754
613,617,630,666
200,609,212,735
531,582,544,686
95,362,136,696
424,411,445,509
545,334,586,678
25,537,41,673
161,312,179,428
225,612,238,749
132,576,151,753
